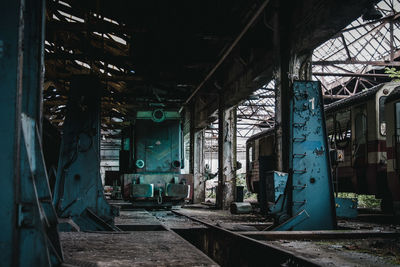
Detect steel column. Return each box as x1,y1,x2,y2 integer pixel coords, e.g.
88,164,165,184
0,2,24,265
0,0,62,265
53,76,119,231
273,2,291,173
216,92,225,209
270,81,337,230
216,96,237,209
189,106,195,175
193,129,206,203
222,107,237,209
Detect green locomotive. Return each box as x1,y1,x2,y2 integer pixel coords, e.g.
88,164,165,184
119,109,192,208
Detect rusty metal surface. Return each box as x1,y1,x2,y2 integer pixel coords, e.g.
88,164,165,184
173,208,400,266
172,210,320,266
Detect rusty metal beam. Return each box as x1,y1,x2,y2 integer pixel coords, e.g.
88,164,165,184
322,95,349,100
340,34,352,60
313,72,390,78
339,12,400,33
180,0,271,111
313,60,400,66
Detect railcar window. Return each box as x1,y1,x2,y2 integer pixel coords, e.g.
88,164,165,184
249,146,253,162
326,116,334,135
379,96,387,136
326,116,334,145
334,110,351,148
355,112,367,144
353,107,367,167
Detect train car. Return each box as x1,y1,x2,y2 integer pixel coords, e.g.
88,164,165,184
383,86,400,214
324,83,399,199
119,109,193,208
246,82,400,211
246,128,275,195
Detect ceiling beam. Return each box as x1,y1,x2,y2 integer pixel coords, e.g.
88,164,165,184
180,0,271,111
313,72,390,78
313,60,400,66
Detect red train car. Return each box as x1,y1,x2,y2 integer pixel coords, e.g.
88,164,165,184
382,86,400,214
246,82,400,212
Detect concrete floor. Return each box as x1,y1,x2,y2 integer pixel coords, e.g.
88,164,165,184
178,207,400,267
60,206,400,267
61,210,217,267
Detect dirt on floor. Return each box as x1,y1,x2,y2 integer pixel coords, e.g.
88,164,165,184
61,210,218,267
178,206,400,266
61,230,218,267
269,238,400,267
179,206,269,224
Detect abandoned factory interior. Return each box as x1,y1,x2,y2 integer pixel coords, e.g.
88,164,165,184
2,0,400,266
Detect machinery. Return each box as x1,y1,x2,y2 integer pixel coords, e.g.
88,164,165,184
247,82,400,221
0,0,63,265
104,170,123,200
120,109,193,208
248,81,337,230
53,76,119,231
271,81,337,230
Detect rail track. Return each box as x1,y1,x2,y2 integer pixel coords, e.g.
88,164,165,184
109,206,400,266
172,210,320,267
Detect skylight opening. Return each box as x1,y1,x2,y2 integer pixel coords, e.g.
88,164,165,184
313,0,400,90
58,10,84,23
108,34,127,45
103,17,119,25
74,60,91,69
107,64,118,70
58,1,71,8
93,32,109,38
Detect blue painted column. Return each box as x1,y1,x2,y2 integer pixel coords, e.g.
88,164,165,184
0,0,62,265
0,1,24,265
53,76,119,231
271,81,337,230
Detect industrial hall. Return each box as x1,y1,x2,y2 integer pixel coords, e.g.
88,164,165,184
2,0,400,266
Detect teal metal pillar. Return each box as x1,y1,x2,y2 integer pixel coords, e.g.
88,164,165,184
270,81,337,230
53,76,119,231
0,0,63,265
